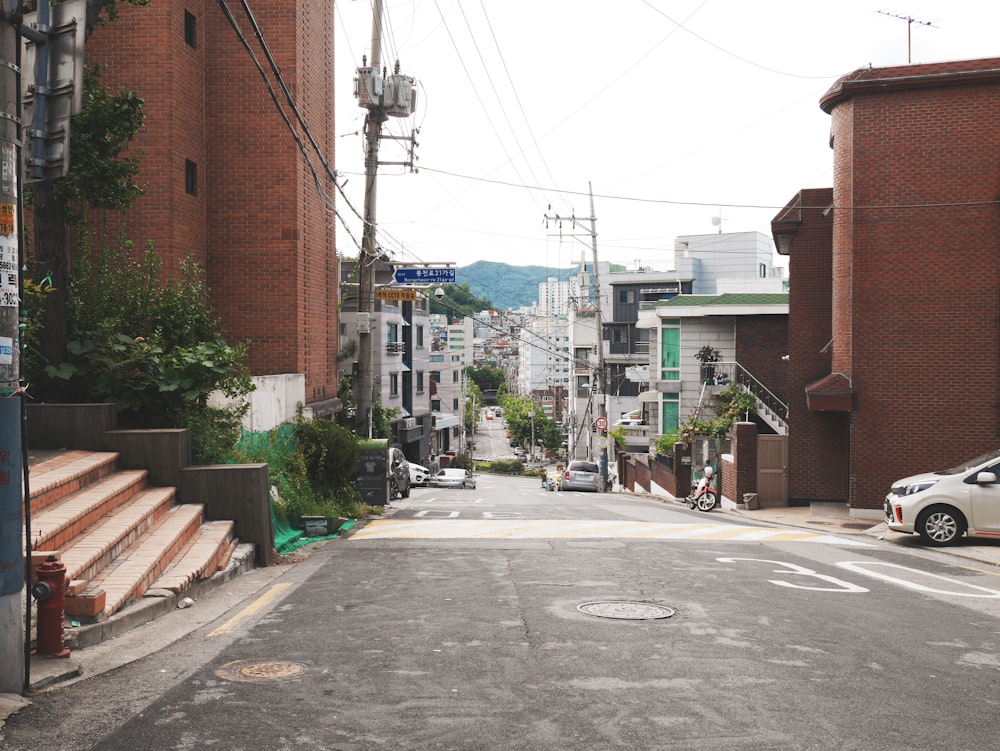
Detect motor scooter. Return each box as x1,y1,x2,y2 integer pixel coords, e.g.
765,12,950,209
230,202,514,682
687,465,718,512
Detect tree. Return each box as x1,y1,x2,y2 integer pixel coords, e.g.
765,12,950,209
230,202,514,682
429,283,491,317
465,365,505,393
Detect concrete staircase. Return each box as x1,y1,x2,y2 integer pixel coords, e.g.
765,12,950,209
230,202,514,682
26,450,240,624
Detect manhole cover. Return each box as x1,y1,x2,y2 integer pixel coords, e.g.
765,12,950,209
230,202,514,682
215,660,307,683
577,600,675,620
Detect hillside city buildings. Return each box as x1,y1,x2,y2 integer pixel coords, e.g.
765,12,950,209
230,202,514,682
75,7,1000,517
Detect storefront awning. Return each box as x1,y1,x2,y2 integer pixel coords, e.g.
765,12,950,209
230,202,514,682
433,413,460,429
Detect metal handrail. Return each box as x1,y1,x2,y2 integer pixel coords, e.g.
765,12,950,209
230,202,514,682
708,361,788,422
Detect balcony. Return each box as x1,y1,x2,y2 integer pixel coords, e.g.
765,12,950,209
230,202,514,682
386,342,406,355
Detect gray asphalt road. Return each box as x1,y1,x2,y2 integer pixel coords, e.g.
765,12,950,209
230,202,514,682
6,480,1000,750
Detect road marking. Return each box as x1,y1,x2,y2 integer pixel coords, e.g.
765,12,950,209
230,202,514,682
208,583,292,637
349,519,871,545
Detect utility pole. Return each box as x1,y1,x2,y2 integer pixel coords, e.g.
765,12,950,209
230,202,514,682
543,183,608,490
0,2,23,695
352,0,418,439
587,184,610,492
354,0,385,439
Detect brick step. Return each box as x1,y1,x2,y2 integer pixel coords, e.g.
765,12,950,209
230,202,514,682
151,520,237,593
26,450,120,514
59,486,178,584
86,504,206,617
26,470,150,553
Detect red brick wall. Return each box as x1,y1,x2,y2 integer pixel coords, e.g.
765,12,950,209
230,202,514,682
734,316,788,403
83,2,339,406
776,188,851,505
830,75,1000,508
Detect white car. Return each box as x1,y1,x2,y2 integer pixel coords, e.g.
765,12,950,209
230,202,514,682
430,468,477,489
885,448,1000,546
409,463,430,487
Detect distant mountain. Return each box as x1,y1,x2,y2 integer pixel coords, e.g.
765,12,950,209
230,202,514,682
457,260,574,311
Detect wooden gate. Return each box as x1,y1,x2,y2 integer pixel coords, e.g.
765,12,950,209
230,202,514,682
757,435,788,505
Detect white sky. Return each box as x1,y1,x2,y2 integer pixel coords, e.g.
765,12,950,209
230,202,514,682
332,1,1000,278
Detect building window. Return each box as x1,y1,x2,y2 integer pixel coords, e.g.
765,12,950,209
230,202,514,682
451,355,461,362
661,393,679,432
185,160,197,196
432,398,441,411
416,371,424,393
619,289,634,304
452,370,459,383
453,398,459,410
387,323,398,343
759,262,767,278
184,11,197,48
389,373,399,397
430,354,444,362
431,371,441,383
660,319,680,381
574,347,590,363
416,326,424,347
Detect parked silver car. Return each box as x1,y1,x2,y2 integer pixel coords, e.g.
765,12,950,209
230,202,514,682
430,468,477,489
559,461,600,492
885,448,1000,545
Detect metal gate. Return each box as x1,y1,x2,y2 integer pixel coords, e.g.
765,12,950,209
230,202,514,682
757,435,788,505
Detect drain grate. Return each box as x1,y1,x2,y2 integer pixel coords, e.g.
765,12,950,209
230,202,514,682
215,660,307,683
577,600,675,620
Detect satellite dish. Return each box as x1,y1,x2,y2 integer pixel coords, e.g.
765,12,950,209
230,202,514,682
711,216,722,227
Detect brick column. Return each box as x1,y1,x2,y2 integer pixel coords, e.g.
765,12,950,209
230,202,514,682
730,422,758,505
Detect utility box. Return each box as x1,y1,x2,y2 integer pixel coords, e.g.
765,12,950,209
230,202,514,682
384,73,417,117
357,439,389,507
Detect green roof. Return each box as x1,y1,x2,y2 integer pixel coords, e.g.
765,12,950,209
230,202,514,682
655,293,788,307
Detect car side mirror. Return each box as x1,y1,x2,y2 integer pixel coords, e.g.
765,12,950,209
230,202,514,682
976,471,998,484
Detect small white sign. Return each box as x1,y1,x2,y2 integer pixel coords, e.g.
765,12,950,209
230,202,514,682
0,336,12,365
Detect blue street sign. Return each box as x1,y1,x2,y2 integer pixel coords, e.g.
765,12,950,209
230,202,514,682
394,267,456,285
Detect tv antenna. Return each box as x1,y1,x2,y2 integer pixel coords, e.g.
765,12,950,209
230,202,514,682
877,10,938,63
710,211,728,234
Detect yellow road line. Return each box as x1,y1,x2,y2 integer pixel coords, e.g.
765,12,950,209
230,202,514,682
208,582,292,637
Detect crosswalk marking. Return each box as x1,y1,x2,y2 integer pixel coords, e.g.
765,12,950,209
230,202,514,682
349,518,871,545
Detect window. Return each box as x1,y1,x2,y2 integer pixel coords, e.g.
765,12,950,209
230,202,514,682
574,347,590,363
416,371,424,393
389,373,399,397
430,355,444,362
453,398,459,410
662,393,679,432
416,326,424,347
451,355,461,362
452,371,459,383
431,371,441,383
619,289,635,304
432,399,441,411
387,323,398,343
185,160,197,196
660,319,680,381
184,11,197,48
759,263,767,278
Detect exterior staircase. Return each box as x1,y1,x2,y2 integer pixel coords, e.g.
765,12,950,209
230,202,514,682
26,449,242,629
702,361,788,436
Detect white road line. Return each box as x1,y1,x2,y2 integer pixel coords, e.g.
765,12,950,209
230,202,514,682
349,519,871,545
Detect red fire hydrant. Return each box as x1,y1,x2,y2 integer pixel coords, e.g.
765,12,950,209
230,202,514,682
31,556,71,658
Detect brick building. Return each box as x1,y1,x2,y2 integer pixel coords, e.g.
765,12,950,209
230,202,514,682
773,58,1000,514
84,2,340,415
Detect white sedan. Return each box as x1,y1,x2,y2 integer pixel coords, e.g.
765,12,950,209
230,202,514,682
430,468,477,489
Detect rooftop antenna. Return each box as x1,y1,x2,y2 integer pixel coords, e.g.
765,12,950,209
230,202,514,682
877,10,938,63
711,210,727,234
